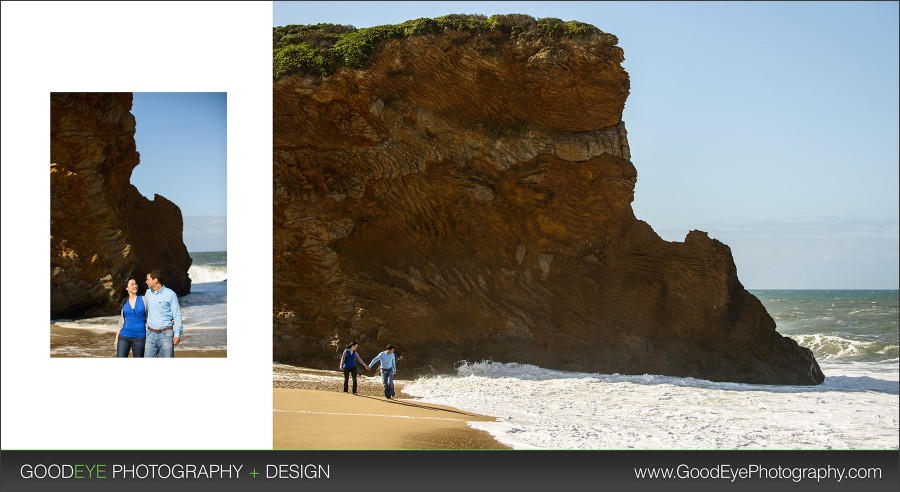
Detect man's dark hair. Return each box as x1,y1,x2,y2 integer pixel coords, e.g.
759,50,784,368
148,269,164,283
386,344,395,350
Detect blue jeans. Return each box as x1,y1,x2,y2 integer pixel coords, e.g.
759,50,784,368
116,336,145,358
381,368,395,398
145,329,174,358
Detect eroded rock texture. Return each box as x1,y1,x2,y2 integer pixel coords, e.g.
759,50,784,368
51,92,191,319
273,27,823,384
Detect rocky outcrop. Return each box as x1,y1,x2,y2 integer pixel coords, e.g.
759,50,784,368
272,16,824,385
51,92,191,319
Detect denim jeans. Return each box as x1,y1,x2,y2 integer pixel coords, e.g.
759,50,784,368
381,368,395,398
144,329,174,358
343,366,358,394
116,336,145,358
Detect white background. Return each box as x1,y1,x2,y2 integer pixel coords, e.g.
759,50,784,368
1,2,273,449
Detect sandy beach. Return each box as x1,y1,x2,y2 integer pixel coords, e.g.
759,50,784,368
273,366,509,450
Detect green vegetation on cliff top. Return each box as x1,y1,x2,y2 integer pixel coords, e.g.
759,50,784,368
273,14,615,80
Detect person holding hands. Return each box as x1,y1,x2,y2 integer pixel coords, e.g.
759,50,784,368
368,344,397,399
339,341,369,395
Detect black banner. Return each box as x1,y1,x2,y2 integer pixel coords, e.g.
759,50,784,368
1,450,897,492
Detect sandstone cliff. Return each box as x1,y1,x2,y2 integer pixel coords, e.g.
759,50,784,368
272,15,824,385
51,92,191,319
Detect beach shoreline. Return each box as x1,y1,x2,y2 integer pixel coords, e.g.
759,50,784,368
273,365,510,450
50,324,227,358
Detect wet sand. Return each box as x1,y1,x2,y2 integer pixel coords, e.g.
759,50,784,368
50,324,226,358
273,366,510,450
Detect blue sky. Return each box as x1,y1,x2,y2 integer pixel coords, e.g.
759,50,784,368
274,1,899,289
130,92,227,252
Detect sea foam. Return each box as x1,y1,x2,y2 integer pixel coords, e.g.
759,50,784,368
790,334,899,361
403,360,899,450
188,264,227,283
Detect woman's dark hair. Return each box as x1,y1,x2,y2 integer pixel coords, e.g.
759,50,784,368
117,277,139,308
347,341,358,349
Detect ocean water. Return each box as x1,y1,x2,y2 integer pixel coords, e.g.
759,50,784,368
403,290,899,450
50,251,227,356
754,290,898,362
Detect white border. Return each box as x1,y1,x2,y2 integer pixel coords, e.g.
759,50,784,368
1,1,273,449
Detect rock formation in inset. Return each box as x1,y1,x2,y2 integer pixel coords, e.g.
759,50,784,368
272,16,824,385
51,92,191,319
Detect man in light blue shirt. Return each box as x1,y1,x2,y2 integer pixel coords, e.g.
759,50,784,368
368,344,397,399
144,269,183,358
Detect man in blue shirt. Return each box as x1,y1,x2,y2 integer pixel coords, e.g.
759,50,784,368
368,344,397,399
144,269,183,358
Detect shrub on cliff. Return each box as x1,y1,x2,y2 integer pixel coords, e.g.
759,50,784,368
273,14,611,80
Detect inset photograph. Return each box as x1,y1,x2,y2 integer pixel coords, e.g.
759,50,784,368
50,92,227,358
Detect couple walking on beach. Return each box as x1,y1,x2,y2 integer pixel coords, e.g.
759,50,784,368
340,342,397,399
113,269,183,358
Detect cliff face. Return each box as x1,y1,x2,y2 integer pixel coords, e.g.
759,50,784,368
273,19,824,385
51,92,191,319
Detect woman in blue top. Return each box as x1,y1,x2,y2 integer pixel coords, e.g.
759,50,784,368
339,341,369,395
114,278,148,358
